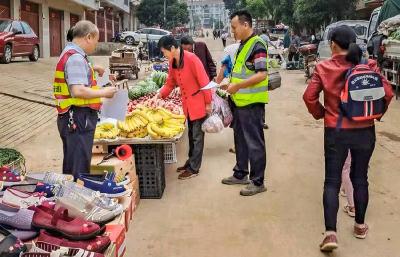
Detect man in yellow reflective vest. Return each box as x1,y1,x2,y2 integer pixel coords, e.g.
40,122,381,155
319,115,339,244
221,10,269,196
54,21,117,179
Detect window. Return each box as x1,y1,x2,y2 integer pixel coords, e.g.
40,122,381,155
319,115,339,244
368,12,379,38
141,29,151,34
21,22,32,34
12,22,24,34
0,20,12,32
351,25,366,38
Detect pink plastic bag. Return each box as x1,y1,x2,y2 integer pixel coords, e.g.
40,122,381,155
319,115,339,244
212,92,233,127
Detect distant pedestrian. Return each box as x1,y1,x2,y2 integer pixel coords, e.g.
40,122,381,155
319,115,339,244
221,31,228,47
213,30,217,40
260,29,277,49
303,25,393,252
180,36,217,80
217,30,221,38
206,31,209,37
288,30,300,62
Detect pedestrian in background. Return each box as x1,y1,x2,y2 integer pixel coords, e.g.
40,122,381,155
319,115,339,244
288,30,300,62
54,21,117,180
221,10,269,196
157,35,212,180
260,29,277,49
221,31,228,47
180,36,217,81
303,25,393,252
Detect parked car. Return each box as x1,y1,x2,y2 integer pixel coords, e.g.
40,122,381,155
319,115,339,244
0,19,40,64
317,20,369,61
120,28,171,45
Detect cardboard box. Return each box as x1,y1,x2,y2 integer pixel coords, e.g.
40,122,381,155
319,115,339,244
104,225,126,257
92,144,108,154
90,154,135,179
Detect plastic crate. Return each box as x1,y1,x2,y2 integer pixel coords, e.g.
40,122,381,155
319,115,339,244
163,143,177,164
131,144,165,199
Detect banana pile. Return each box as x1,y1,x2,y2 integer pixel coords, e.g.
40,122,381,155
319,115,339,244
145,108,186,139
94,122,120,140
117,111,149,138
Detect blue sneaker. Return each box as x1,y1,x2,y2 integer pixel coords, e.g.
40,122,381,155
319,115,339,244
79,173,128,198
34,182,59,197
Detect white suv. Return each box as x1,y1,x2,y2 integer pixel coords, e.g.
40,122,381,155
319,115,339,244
120,28,171,45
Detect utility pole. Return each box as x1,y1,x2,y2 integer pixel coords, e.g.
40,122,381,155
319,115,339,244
163,0,166,26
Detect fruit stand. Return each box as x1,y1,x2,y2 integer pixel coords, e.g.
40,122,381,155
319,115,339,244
93,70,184,199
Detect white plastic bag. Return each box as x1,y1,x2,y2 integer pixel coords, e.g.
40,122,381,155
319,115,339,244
212,92,233,127
201,114,224,133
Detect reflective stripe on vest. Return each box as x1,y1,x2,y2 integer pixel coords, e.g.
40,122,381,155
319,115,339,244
230,36,269,107
53,49,102,114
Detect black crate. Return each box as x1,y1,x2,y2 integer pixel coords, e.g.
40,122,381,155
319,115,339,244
131,144,165,199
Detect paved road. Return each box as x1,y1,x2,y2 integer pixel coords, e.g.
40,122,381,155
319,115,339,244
2,37,400,257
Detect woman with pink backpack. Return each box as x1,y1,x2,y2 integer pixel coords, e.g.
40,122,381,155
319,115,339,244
303,25,393,252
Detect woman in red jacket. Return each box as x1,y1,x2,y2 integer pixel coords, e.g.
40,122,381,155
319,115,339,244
157,35,212,180
303,26,393,252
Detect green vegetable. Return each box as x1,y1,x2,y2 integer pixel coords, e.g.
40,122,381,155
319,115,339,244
0,148,24,167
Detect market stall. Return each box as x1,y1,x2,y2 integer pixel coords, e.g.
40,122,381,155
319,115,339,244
93,70,185,199
0,147,136,257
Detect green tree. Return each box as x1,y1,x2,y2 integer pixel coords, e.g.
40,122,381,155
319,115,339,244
165,2,190,29
293,0,357,30
244,0,269,19
223,0,246,13
137,0,189,29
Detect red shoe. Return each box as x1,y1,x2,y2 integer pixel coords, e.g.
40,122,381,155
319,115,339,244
31,205,101,240
37,230,110,253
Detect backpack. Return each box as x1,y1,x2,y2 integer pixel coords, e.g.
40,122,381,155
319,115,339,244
337,60,386,128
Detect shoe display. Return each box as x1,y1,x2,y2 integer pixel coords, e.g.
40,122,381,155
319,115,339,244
37,230,111,253
57,182,119,211
78,173,130,187
0,202,34,230
56,194,122,226
25,241,105,257
0,225,27,257
2,187,46,208
31,205,101,240
0,167,22,187
79,173,128,198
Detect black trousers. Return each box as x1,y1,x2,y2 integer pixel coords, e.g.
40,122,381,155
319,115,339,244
222,39,227,47
288,52,299,62
232,103,266,186
324,127,376,231
57,107,98,180
184,117,206,173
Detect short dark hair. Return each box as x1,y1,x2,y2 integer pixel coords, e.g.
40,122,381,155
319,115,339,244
67,26,74,42
180,36,195,45
262,29,267,34
229,10,252,28
158,35,179,50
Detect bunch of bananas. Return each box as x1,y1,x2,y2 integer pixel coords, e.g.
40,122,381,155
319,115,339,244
117,111,149,138
146,108,186,139
94,122,120,140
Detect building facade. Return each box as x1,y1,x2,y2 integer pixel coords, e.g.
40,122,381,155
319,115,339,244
356,0,384,19
0,0,138,58
186,0,229,30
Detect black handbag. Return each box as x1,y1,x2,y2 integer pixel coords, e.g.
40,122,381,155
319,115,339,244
268,71,281,91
